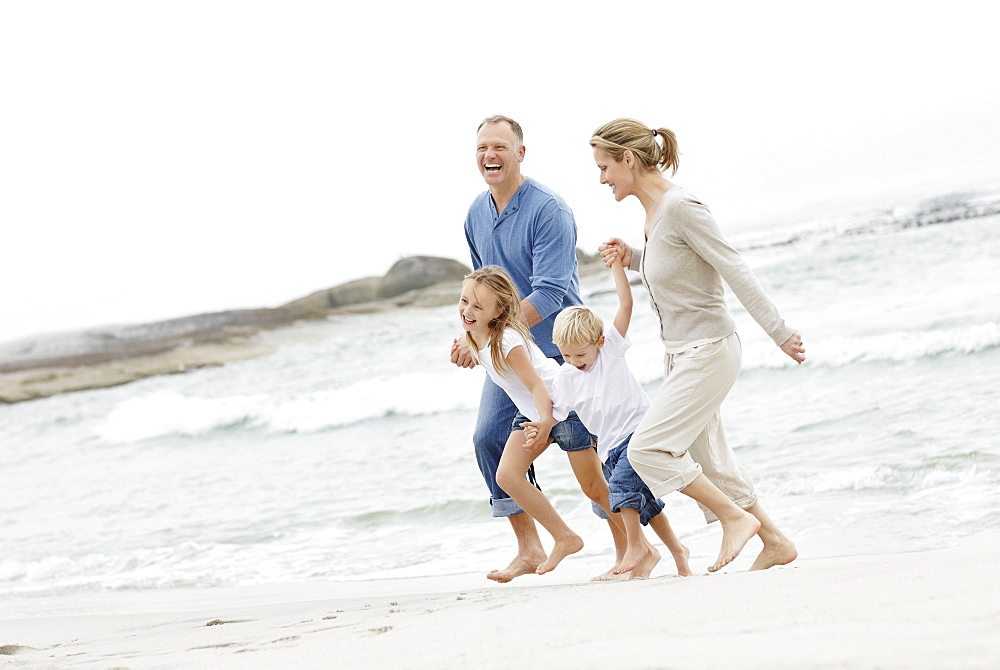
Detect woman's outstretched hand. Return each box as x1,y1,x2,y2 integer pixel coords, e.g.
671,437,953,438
780,332,806,364
599,238,632,269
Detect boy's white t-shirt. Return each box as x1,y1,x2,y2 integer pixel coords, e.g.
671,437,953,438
553,325,650,462
477,328,569,423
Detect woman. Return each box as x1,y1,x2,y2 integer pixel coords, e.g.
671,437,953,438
592,118,805,572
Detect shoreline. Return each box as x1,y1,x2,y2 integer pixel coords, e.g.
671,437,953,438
0,257,610,405
3,542,999,668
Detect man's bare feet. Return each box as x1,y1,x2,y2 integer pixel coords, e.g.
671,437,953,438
535,535,584,575
708,512,761,572
487,552,546,583
749,537,798,571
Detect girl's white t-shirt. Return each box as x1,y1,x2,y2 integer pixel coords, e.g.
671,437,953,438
477,328,568,423
552,325,650,462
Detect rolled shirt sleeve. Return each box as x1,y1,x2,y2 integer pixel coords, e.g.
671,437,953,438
524,200,578,320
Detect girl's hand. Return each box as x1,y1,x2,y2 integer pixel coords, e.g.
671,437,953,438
780,332,806,364
520,419,554,453
450,338,476,368
599,238,632,269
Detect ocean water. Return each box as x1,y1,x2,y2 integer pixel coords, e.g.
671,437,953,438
3,187,999,618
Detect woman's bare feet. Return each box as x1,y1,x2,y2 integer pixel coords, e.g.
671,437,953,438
487,551,546,583
708,512,761,572
535,535,584,575
750,537,798,571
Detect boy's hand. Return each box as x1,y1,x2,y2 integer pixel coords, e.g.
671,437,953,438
520,420,554,453
599,238,632,268
607,243,624,269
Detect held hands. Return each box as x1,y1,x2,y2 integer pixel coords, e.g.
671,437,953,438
450,338,476,369
520,419,555,453
780,332,807,364
599,238,632,269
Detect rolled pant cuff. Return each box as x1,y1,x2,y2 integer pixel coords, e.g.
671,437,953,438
591,500,610,520
490,497,525,518
647,463,703,500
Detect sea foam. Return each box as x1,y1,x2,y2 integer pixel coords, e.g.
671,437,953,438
96,370,484,443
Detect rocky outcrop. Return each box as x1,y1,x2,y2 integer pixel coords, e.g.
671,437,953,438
282,277,382,312
376,256,471,299
0,256,475,403
0,253,616,403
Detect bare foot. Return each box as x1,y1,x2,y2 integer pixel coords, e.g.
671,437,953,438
615,543,659,575
591,565,631,582
535,535,584,575
672,544,693,577
708,512,761,572
631,544,661,579
487,553,545,583
591,563,629,582
749,537,798,571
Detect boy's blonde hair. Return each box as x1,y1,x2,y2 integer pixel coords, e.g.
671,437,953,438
463,265,533,377
553,306,604,349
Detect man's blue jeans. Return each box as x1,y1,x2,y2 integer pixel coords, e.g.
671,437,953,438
473,375,523,517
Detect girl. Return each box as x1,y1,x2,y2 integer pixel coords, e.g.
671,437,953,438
459,265,589,575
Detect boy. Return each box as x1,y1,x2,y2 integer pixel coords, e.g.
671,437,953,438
546,246,691,577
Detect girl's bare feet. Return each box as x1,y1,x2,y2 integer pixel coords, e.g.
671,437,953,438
591,563,630,582
535,535,584,575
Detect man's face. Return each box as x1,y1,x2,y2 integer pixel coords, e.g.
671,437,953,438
476,122,525,191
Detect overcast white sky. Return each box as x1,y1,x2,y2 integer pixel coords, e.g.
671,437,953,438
2,1,998,344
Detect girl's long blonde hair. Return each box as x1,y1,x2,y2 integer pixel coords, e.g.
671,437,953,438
464,265,534,378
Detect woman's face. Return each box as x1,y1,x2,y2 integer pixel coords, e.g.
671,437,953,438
593,147,632,202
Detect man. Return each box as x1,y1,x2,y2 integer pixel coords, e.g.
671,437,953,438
450,115,584,582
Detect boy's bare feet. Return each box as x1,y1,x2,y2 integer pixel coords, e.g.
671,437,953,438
749,537,798,571
708,512,761,572
613,542,653,576
630,544,661,579
672,544,693,577
487,551,546,583
535,535,584,575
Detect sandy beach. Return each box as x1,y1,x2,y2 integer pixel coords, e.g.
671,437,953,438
3,541,998,669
